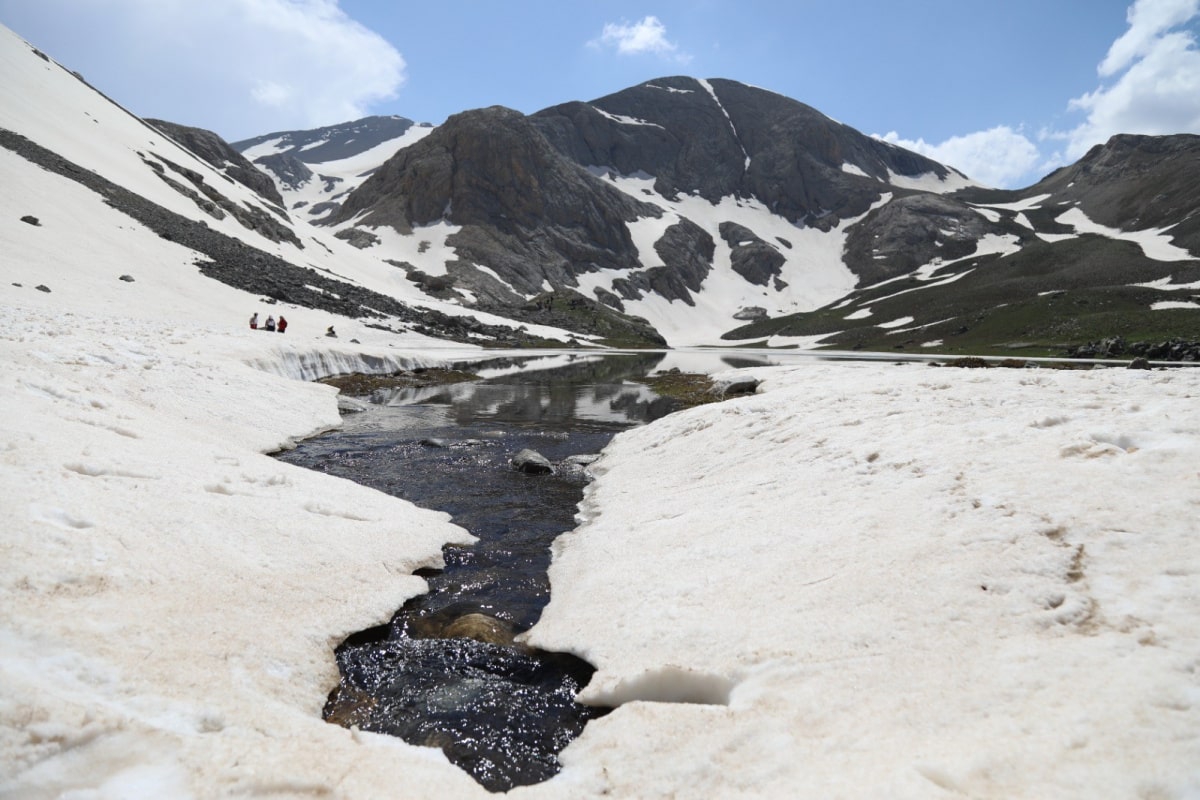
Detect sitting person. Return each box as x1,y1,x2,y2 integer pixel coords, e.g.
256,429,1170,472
265,315,276,332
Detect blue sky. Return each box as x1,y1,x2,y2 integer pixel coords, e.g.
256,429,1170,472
1,0,1198,188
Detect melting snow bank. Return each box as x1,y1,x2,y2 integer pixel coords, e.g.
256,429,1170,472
526,362,1200,798
242,345,447,383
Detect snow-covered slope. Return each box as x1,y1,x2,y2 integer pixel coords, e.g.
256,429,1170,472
576,174,863,345
527,361,1200,798
0,25,590,349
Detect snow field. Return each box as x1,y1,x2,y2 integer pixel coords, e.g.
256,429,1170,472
526,362,1200,798
0,302,491,798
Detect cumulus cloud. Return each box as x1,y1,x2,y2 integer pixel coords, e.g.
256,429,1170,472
876,127,1043,189
591,16,691,63
1,0,406,139
1063,0,1200,158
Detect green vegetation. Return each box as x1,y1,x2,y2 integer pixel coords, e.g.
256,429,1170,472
480,290,667,350
725,235,1200,359
633,369,759,410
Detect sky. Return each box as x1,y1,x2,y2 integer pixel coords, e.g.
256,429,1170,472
1,0,1198,189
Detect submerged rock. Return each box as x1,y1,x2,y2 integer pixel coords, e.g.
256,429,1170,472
442,613,515,646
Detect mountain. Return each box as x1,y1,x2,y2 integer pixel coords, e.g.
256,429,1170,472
726,134,1200,354
302,77,1002,345
3,20,1197,355
0,25,600,349
281,77,1196,352
232,116,435,225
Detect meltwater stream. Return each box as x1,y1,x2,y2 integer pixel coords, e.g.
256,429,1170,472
277,351,689,791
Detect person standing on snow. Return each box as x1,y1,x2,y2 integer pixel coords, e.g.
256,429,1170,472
277,316,288,334
249,312,258,330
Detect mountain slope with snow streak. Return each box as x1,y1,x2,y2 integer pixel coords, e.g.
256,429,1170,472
0,25,589,348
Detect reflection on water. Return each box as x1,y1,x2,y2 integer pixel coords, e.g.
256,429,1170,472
278,352,688,791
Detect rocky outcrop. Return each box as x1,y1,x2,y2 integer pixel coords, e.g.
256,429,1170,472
843,193,1023,286
137,150,301,246
146,119,285,209
232,115,419,164
1067,336,1200,362
252,152,313,192
720,221,784,286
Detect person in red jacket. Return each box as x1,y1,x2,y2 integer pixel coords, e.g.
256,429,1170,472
277,316,288,334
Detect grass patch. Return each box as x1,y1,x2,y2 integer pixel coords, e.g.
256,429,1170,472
634,371,720,409
320,367,480,396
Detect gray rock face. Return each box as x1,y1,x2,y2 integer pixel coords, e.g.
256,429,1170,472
334,107,663,297
232,115,419,164
1017,133,1200,255
532,77,956,230
720,221,784,286
252,152,313,191
611,218,714,305
147,119,285,209
843,193,1016,286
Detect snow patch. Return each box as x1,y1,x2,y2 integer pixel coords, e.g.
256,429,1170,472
1056,208,1194,261
887,168,978,194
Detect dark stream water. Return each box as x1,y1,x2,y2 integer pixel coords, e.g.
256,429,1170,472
277,351,688,791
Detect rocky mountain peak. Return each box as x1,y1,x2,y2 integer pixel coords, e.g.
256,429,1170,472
232,114,419,165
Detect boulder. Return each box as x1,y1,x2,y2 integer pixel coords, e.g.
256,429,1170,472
511,448,553,474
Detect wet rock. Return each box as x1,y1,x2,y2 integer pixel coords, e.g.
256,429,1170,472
563,454,600,467
20,215,40,226
35,284,50,293
337,396,369,414
512,448,553,474
118,274,135,282
713,377,760,397
1128,356,1151,370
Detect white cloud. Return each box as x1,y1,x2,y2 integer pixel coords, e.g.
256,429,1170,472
592,16,691,63
1063,0,1200,159
1099,0,1200,75
875,127,1043,189
0,0,406,139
